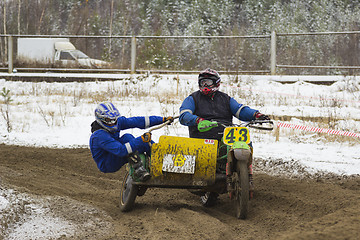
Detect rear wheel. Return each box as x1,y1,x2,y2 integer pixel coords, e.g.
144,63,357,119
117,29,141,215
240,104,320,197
234,160,249,219
119,171,138,212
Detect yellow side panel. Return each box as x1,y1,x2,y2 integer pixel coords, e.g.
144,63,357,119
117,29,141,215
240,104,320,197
149,136,218,186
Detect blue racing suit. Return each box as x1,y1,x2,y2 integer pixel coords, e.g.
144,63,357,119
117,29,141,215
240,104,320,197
89,116,164,173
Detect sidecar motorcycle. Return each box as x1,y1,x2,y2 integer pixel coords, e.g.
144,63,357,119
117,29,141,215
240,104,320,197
119,120,273,219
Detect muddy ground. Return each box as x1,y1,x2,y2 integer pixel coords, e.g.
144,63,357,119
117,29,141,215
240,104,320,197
0,144,359,240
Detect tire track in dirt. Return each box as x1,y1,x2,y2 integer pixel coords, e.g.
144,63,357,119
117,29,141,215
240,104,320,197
0,144,359,239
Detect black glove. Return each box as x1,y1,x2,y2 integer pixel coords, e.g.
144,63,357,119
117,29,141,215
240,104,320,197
141,132,152,143
163,116,174,125
255,112,270,120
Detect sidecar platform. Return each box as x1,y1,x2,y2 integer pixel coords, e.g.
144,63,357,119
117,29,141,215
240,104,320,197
134,135,218,188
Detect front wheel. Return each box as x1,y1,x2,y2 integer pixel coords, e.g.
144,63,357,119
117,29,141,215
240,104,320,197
234,160,249,219
119,171,138,212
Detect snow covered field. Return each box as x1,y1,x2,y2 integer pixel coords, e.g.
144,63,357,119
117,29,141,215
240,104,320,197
1,74,359,175
1,74,360,239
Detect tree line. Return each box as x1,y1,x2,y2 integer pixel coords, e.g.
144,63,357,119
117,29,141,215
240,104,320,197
2,0,360,74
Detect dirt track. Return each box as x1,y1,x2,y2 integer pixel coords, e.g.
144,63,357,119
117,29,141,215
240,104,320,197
0,144,359,240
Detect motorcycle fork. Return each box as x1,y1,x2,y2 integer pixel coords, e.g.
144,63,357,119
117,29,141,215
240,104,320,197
226,142,252,199
226,149,235,198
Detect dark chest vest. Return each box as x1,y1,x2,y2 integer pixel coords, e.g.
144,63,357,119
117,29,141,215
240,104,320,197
188,91,233,140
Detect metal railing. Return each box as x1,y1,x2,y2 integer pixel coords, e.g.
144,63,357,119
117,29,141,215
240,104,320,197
275,30,360,74
2,31,360,75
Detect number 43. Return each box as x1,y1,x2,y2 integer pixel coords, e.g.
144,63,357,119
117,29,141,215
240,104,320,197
224,127,250,145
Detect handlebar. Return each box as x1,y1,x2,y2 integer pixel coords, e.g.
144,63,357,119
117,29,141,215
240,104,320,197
148,115,179,133
220,120,274,131
145,116,179,146
244,120,274,131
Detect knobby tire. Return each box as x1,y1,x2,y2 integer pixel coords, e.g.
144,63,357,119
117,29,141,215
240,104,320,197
119,171,138,212
235,160,249,219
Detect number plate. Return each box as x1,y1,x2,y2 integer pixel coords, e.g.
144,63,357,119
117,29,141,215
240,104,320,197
162,154,196,174
223,127,250,145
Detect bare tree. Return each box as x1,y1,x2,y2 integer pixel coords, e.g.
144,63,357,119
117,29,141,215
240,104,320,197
17,0,21,34
109,0,114,56
37,0,47,34
3,1,7,63
1,87,13,133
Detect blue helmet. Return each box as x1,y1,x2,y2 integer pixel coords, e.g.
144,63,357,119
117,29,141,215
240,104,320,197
95,102,120,132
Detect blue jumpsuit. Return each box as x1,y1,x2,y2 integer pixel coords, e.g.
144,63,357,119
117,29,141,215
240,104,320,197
89,116,164,173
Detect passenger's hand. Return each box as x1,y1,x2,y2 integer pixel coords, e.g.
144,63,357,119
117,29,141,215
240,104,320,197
163,116,174,125
255,112,270,120
141,132,152,143
197,120,218,132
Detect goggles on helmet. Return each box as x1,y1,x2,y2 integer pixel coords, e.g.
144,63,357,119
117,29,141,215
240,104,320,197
199,78,214,87
104,117,117,126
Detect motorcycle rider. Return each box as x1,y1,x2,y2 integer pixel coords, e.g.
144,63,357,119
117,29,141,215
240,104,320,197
179,68,270,204
89,102,174,181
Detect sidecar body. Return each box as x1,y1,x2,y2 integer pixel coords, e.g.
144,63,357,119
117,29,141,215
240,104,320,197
134,135,218,188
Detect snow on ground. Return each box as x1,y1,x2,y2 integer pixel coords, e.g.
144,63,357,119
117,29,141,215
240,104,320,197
1,74,359,175
0,186,113,239
0,74,360,239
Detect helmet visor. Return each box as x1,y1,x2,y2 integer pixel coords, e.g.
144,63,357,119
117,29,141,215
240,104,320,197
199,78,214,87
104,117,117,126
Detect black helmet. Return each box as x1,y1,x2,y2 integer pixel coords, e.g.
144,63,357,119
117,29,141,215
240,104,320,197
198,68,221,96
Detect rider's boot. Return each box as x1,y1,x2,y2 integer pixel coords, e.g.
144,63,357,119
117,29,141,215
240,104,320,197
249,174,254,200
128,152,151,182
200,192,219,207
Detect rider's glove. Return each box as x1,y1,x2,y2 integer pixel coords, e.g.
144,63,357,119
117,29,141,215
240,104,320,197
196,117,205,124
197,119,218,132
141,132,152,143
255,112,270,120
163,116,174,125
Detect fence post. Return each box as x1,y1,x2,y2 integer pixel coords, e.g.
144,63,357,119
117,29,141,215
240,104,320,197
131,36,136,74
275,125,280,142
8,35,13,74
270,31,276,75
